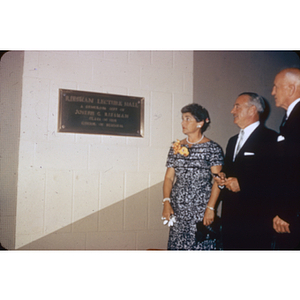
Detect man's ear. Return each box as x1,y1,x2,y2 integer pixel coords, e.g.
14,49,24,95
249,105,257,116
288,84,296,96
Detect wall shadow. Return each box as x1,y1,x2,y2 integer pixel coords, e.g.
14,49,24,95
17,182,170,250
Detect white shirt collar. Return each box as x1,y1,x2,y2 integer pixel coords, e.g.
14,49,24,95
286,98,300,118
241,121,260,138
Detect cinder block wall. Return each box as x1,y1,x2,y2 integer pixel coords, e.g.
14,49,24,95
0,51,193,250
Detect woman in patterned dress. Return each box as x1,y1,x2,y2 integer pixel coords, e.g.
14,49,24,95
162,104,224,250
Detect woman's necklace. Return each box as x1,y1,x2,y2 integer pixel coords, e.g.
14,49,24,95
187,135,205,144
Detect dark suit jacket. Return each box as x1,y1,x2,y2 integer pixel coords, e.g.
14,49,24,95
221,124,278,250
275,101,300,248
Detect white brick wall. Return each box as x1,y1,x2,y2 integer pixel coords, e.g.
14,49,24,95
9,50,193,249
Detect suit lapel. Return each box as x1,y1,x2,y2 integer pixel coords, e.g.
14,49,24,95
234,126,261,161
282,101,300,132
228,135,238,161
279,102,300,139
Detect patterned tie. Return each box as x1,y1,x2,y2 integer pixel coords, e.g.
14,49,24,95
234,129,244,161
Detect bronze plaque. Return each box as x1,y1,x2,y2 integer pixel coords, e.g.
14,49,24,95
58,89,144,137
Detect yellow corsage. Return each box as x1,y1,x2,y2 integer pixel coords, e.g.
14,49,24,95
172,140,189,157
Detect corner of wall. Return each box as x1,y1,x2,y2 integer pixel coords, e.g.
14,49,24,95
0,51,25,249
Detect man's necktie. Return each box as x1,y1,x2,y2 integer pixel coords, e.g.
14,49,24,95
234,129,244,161
279,113,287,134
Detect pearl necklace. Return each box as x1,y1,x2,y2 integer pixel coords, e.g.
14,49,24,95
187,135,205,144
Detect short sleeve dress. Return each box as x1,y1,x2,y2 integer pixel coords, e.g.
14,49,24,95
166,140,224,250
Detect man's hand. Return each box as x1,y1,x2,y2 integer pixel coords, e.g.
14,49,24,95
273,215,290,233
224,177,240,192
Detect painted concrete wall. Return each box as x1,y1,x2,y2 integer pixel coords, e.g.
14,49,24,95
0,51,24,249
0,50,193,250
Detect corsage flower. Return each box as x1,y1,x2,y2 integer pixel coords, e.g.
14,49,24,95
172,140,189,157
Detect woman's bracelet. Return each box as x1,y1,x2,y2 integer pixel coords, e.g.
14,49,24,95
206,206,215,211
162,198,170,204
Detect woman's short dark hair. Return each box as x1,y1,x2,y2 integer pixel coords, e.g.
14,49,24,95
181,103,211,133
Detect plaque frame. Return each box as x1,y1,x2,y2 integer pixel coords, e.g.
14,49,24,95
58,89,144,137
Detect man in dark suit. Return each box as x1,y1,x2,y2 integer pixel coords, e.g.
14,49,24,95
271,68,300,249
215,92,278,250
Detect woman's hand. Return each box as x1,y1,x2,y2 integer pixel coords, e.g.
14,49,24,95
213,172,226,186
203,208,215,226
162,201,174,221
